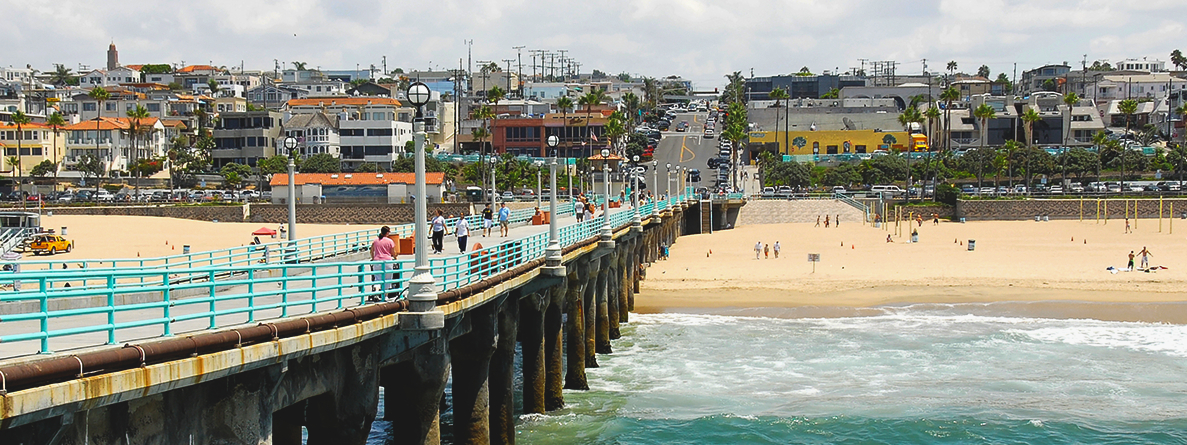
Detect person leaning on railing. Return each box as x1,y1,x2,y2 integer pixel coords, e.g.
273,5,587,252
369,226,396,302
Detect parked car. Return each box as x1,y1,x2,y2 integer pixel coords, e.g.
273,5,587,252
762,187,775,197
1049,185,1063,194
29,234,73,255
1069,183,1085,193
95,190,114,202
961,184,977,195
776,186,794,197
831,186,847,194
979,187,995,196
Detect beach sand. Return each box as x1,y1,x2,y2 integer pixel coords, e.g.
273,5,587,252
638,216,1187,322
31,215,361,260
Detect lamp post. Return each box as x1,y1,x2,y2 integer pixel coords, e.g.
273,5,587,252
490,156,498,214
600,148,613,242
664,163,672,211
652,160,660,218
544,135,563,273
632,154,642,231
535,160,543,209
283,136,298,244
404,81,440,319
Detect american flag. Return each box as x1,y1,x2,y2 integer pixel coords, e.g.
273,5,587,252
591,133,599,142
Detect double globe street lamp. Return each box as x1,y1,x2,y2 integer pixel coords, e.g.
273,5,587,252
544,135,563,273
403,81,444,327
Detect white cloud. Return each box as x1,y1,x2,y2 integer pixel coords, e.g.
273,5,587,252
2,0,1185,89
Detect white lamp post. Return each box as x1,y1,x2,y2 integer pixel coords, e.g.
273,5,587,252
404,81,440,320
490,156,498,213
600,148,613,242
651,160,660,218
283,136,298,246
632,154,642,231
664,163,672,211
535,160,544,209
544,135,563,273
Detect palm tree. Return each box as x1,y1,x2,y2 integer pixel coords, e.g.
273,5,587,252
1062,92,1080,146
621,92,641,131
1117,99,1139,191
49,64,74,86
940,87,960,158
126,105,151,197
579,89,608,156
556,96,574,159
768,87,790,152
973,103,996,151
46,112,65,192
1020,108,1042,194
487,85,506,156
1003,140,1022,190
10,111,30,207
88,87,111,192
1092,130,1109,181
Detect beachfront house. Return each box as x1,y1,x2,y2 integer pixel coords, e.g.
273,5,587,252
268,172,445,204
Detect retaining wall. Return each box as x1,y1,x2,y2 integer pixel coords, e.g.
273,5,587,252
955,198,1187,221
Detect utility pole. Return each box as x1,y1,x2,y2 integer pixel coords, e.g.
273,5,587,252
513,46,525,98
503,59,515,93
1082,54,1088,97
557,50,568,80
465,39,473,95
382,56,387,79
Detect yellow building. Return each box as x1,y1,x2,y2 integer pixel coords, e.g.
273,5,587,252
749,129,913,155
0,122,66,176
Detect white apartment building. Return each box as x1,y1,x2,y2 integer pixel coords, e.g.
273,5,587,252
284,97,413,169
1114,59,1167,73
62,117,167,173
79,67,141,87
284,112,340,158
1095,73,1187,102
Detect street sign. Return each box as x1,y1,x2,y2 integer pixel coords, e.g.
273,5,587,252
808,253,820,273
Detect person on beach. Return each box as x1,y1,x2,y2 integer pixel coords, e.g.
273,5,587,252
836,215,840,227
764,244,770,259
369,226,396,302
1128,251,1136,270
499,202,511,236
886,234,894,243
1139,247,1152,269
456,214,470,253
482,204,493,237
773,241,780,258
825,215,830,228
1125,219,1132,234
816,215,821,227
755,241,762,259
933,213,940,225
916,214,923,227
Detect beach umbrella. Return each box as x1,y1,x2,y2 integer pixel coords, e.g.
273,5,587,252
252,227,278,236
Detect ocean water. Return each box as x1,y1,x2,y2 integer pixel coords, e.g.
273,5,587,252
371,307,1187,444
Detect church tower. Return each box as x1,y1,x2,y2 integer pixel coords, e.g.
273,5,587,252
107,42,119,70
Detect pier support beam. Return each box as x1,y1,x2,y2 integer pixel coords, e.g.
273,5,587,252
520,291,547,414
596,256,612,355
565,260,590,390
584,259,600,368
607,248,621,340
386,336,451,445
450,304,498,445
304,340,381,445
545,283,566,410
489,293,519,445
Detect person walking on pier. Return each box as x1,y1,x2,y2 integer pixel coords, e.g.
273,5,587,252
369,226,396,302
456,214,470,253
431,209,447,254
499,202,511,236
754,241,762,259
482,204,494,237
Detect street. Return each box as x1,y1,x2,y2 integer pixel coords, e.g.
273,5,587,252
651,111,720,194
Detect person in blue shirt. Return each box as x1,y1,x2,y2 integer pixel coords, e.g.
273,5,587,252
498,202,511,236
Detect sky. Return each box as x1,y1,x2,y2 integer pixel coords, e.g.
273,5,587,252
4,0,1184,90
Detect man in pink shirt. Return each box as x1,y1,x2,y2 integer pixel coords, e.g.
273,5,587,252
370,226,397,302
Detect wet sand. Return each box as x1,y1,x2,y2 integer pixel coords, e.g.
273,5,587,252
638,217,1187,322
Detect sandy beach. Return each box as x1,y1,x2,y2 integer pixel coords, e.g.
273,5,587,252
638,216,1187,322
30,215,360,260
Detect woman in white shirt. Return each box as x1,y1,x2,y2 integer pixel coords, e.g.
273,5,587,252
431,209,447,254
456,214,470,253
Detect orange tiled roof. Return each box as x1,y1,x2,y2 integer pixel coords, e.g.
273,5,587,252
286,97,402,107
160,119,188,128
62,117,162,131
178,65,219,73
270,172,443,186
0,122,48,130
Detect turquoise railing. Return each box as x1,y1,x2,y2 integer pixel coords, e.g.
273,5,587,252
0,193,690,356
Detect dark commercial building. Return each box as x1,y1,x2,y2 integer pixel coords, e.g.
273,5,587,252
745,74,868,100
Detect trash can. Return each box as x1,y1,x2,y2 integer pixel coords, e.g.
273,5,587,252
1034,215,1041,222
911,233,919,243
1043,215,1050,222
959,218,966,223
967,240,976,251
61,227,68,236
874,222,881,228
183,245,191,254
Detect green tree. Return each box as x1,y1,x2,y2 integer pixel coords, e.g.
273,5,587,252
976,65,991,78
721,121,748,189
994,73,1012,94
962,147,997,190
257,155,292,176
859,155,908,185
1058,147,1099,180
49,64,75,86
1002,140,1023,188
940,87,960,156
10,111,30,201
819,163,861,186
973,103,996,151
1171,49,1186,71
1062,92,1080,149
299,153,341,173
1166,143,1187,186
556,96,574,157
1117,99,1139,191
45,112,66,191
768,87,790,152
578,88,608,150
75,154,102,187
207,79,220,94
354,162,380,173
88,86,110,118
125,104,151,195
129,157,165,178
820,88,839,99
1021,108,1042,148
30,160,56,177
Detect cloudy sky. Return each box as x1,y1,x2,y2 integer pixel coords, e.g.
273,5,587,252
4,0,1184,89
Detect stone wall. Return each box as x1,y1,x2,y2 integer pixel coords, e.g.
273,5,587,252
46,203,476,225
955,198,1187,221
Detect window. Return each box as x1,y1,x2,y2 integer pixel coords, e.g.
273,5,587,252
252,117,262,128
340,128,364,137
367,128,393,137
855,145,867,153
83,103,97,111
146,103,160,112
106,103,116,111
826,145,838,154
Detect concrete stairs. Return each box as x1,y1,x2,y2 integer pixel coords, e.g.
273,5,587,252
737,199,865,225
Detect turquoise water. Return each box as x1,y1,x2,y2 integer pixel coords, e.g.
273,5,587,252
513,309,1187,444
